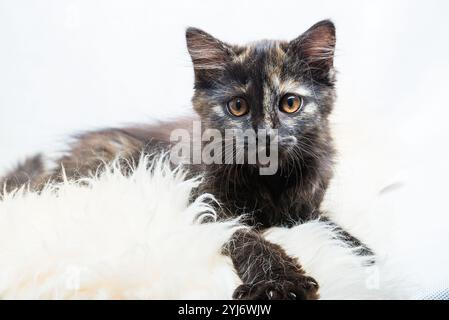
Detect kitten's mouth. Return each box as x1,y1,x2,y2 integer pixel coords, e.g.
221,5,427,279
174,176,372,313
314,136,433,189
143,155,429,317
276,136,298,163
255,134,296,147
247,135,297,155
277,136,298,155
279,136,297,147
247,135,297,169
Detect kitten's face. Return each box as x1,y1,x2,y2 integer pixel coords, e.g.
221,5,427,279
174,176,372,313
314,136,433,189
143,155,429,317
186,20,336,161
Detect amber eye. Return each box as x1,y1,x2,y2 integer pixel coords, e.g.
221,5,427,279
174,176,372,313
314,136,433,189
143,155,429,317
227,97,249,117
279,94,303,114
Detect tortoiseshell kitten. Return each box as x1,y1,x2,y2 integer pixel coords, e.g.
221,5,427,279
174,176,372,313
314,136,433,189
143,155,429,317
1,20,373,300
188,21,336,228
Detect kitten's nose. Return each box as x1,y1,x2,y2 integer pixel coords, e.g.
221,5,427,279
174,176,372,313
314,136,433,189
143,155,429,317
256,126,275,136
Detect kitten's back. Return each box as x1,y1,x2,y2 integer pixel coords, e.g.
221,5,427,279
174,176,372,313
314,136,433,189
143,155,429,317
0,154,44,193
1,116,197,193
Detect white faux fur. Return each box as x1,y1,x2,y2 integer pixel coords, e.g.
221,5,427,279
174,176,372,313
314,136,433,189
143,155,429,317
0,157,407,299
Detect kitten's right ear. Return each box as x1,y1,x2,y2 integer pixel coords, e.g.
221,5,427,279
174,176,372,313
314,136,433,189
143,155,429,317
186,27,233,84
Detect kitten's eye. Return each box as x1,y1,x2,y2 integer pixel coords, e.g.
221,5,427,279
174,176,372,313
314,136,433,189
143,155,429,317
280,94,303,114
227,97,249,117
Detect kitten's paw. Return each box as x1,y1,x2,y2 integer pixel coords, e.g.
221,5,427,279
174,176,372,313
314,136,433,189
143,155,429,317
233,276,319,300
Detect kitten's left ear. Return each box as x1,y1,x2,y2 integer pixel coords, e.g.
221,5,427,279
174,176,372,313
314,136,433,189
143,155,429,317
287,20,336,82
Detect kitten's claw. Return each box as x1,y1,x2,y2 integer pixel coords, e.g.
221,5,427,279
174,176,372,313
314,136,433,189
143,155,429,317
233,276,319,300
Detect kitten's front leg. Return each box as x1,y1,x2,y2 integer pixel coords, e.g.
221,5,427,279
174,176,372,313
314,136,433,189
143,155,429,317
223,229,319,300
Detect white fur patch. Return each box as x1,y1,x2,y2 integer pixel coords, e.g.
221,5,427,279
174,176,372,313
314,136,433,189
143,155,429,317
0,156,408,299
212,105,225,117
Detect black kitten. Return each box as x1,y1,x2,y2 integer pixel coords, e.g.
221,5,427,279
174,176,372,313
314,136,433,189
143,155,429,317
187,20,336,228
1,20,373,300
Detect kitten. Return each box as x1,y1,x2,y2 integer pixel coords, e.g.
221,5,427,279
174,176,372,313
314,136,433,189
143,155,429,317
1,20,373,300
186,21,335,228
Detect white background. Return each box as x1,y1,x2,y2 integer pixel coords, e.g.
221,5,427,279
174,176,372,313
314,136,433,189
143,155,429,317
1,0,449,296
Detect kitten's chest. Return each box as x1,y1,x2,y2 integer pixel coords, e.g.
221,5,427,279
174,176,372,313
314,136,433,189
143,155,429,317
203,167,306,226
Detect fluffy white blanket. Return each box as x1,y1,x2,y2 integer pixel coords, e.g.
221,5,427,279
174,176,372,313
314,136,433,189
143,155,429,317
0,157,408,299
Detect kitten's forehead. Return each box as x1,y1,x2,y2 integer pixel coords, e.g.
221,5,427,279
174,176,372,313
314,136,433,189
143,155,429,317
235,40,287,67
232,40,312,98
